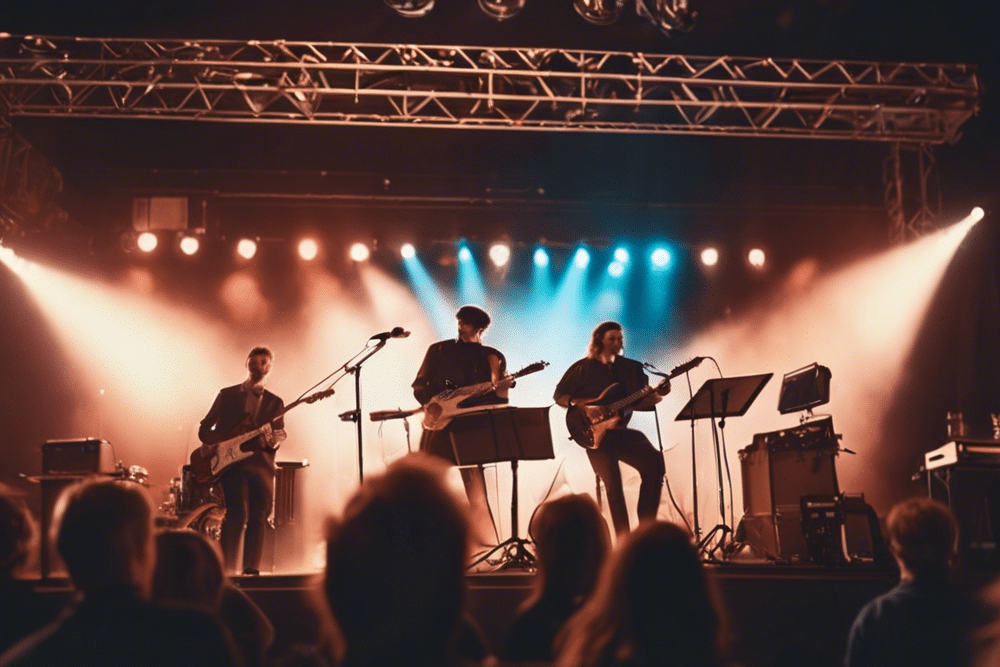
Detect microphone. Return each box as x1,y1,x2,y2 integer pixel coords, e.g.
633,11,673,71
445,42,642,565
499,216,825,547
370,326,411,341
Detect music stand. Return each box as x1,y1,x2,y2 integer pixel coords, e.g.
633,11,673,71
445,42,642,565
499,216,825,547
445,406,554,570
676,373,772,559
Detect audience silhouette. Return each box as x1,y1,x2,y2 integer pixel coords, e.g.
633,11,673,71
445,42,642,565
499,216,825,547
555,520,726,667
845,496,976,667
323,453,484,667
153,529,275,667
503,493,611,662
0,478,241,667
0,486,52,655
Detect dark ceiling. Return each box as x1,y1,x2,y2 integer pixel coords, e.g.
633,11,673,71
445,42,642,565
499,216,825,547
2,1,997,250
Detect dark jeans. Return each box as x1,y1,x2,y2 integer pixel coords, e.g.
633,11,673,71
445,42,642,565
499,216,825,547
219,462,274,572
587,428,665,534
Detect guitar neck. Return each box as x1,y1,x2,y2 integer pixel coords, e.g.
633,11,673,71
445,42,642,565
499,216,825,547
604,385,655,415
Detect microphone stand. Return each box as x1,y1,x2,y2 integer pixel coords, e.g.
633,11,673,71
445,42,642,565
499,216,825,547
340,340,388,484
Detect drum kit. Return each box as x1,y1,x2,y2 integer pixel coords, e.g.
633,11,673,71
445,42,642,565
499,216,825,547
157,465,226,537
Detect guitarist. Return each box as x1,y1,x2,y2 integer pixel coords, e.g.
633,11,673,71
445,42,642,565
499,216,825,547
412,305,506,547
197,346,286,575
554,322,670,535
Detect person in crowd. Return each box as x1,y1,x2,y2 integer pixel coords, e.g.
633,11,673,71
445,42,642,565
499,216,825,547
845,496,976,667
0,486,52,654
0,479,240,667
153,529,274,667
199,346,286,575
323,453,488,667
555,521,726,667
503,494,611,662
553,321,669,535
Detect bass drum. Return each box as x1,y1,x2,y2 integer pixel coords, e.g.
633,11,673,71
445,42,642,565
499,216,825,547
177,502,226,541
180,464,223,513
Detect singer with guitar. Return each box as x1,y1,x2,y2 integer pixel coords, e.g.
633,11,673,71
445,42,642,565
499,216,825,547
554,322,670,535
197,346,286,575
412,304,507,547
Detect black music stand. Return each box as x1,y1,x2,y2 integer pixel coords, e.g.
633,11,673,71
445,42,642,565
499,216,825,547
676,373,772,559
446,406,554,570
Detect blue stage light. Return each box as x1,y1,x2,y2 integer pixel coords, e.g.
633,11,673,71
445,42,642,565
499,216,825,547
458,246,472,262
574,248,591,268
533,247,550,267
651,247,671,268
614,247,629,263
608,261,625,277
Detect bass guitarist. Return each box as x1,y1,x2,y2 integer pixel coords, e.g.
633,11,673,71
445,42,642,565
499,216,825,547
198,346,286,575
554,321,670,535
412,304,506,547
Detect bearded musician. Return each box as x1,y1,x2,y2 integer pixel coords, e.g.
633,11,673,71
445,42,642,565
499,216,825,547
554,321,670,535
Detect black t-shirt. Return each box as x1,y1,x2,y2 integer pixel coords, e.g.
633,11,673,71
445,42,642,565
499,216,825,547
554,356,650,426
412,339,507,407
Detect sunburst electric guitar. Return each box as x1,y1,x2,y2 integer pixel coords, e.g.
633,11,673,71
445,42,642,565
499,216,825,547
370,361,549,431
565,358,703,449
190,387,335,483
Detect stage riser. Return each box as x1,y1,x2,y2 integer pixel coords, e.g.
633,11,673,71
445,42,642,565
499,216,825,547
13,570,893,667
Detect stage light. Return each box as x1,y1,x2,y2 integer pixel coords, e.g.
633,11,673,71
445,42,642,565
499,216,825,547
614,247,630,263
608,261,625,278
533,248,550,268
574,248,591,268
701,247,719,267
971,206,985,222
383,0,435,18
401,243,416,259
349,243,370,262
179,235,200,256
458,246,473,263
651,247,671,268
748,248,766,268
489,243,511,267
478,0,526,21
637,0,697,34
298,238,319,261
137,232,158,253
236,238,257,260
574,0,625,25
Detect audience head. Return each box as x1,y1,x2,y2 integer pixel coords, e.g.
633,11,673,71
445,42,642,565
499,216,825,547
886,496,959,581
152,529,226,610
324,453,470,665
528,493,610,608
53,478,156,596
557,521,724,667
0,485,38,580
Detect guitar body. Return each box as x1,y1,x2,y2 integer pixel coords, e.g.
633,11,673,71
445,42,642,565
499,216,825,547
189,424,269,484
420,361,549,431
565,383,625,449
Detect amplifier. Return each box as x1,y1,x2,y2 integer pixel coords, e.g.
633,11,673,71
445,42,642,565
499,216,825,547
42,438,115,474
924,439,1000,471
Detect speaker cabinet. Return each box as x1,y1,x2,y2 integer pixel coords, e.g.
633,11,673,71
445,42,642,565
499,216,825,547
738,441,840,561
42,438,114,474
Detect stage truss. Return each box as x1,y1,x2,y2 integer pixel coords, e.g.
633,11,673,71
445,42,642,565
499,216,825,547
0,35,983,239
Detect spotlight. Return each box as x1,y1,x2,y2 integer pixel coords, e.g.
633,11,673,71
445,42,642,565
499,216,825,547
636,0,697,34
401,243,416,259
651,248,671,268
349,243,370,262
971,206,985,222
533,248,550,268
478,0,526,21
383,0,435,18
298,238,319,261
748,248,766,268
179,235,200,256
574,248,591,268
700,247,719,267
574,0,625,25
458,247,473,263
236,238,258,260
608,261,625,278
137,232,158,253
489,243,511,267
614,247,630,263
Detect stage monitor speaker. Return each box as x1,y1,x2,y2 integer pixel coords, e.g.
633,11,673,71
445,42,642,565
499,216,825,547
42,438,115,474
929,467,1000,568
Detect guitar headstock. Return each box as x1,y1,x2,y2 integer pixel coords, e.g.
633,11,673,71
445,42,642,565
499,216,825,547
303,388,336,404
517,360,550,377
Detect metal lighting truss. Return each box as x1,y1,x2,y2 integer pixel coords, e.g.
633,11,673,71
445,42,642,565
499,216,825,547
0,35,980,142
0,35,982,241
